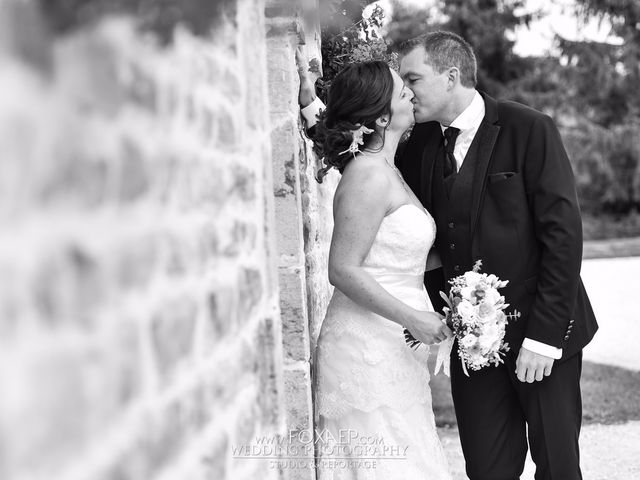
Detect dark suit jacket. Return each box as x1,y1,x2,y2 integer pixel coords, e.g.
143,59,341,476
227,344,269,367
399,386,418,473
396,92,598,360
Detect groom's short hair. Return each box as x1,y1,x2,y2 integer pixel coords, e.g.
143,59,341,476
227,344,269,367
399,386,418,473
400,31,477,88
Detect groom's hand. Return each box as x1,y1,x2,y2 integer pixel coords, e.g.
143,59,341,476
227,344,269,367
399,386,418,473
516,347,554,383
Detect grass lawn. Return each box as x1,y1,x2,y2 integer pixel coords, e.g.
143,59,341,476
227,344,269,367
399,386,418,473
430,359,640,427
582,213,640,242
582,236,640,259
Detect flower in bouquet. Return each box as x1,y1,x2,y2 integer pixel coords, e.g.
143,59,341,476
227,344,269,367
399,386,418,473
404,260,520,377
441,260,520,375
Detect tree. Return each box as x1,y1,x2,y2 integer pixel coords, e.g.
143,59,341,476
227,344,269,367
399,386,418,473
557,0,640,125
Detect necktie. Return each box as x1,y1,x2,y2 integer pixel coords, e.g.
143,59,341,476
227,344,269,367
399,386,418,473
443,127,460,178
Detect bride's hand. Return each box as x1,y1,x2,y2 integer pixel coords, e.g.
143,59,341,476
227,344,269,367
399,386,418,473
405,311,452,345
295,46,317,108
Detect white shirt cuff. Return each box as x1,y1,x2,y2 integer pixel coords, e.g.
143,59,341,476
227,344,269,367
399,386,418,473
522,338,563,359
301,97,325,128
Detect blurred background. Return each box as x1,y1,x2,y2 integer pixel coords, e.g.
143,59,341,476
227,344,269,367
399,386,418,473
0,1,637,480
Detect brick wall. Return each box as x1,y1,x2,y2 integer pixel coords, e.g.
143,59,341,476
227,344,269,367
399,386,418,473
0,1,333,479
266,2,336,480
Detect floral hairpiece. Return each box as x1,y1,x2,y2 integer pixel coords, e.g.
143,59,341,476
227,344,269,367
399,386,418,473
338,124,374,156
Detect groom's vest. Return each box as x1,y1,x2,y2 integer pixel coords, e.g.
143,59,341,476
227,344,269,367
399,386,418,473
430,133,482,288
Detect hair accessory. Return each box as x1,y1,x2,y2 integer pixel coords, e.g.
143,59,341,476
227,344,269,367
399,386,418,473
338,124,374,156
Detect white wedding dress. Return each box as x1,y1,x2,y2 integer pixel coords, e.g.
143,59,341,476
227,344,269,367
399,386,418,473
314,203,452,480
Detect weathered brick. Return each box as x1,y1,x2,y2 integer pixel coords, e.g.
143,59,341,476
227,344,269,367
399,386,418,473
0,345,93,478
271,119,300,196
282,366,315,480
58,29,124,116
208,282,239,339
31,244,107,327
97,317,142,411
124,63,158,113
267,38,298,115
150,292,198,382
185,91,197,122
38,156,110,208
222,220,258,257
233,397,260,446
255,317,283,428
117,138,150,203
0,0,53,72
115,236,158,290
135,404,186,477
201,431,229,480
275,195,305,262
237,267,264,319
231,164,258,202
214,106,241,150
279,267,310,362
284,367,313,431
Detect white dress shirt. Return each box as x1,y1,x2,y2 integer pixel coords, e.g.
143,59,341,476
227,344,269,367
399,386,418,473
301,93,562,359
440,91,485,171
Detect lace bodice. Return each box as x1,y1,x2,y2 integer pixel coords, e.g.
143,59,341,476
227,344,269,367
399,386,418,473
362,203,436,278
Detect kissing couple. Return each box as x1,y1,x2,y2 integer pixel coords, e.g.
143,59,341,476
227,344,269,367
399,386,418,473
298,31,598,480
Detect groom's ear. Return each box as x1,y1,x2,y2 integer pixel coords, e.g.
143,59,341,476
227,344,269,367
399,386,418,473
446,67,460,90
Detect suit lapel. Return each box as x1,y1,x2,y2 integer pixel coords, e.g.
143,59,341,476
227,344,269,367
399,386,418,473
470,92,500,239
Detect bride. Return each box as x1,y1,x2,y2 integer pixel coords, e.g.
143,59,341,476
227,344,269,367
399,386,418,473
305,60,453,479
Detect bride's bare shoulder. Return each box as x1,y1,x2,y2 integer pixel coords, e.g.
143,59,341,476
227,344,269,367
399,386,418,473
336,159,390,198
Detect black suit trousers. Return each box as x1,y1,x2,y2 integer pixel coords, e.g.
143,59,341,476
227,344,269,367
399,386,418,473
450,347,583,480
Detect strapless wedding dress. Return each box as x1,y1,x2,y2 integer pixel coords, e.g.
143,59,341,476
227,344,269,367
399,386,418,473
314,204,452,480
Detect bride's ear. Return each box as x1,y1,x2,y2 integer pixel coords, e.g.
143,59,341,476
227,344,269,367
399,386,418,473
375,115,390,129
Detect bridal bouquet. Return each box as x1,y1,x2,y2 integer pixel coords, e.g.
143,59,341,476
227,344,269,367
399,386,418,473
407,260,520,376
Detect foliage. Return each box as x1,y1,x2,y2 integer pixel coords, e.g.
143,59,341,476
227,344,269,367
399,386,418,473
316,0,397,102
549,0,640,218
555,0,640,126
582,213,640,242
562,120,640,215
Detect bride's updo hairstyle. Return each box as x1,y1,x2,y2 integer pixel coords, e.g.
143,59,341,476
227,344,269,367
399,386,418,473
313,61,394,182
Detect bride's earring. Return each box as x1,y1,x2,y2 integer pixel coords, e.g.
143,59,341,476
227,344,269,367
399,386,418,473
376,115,389,128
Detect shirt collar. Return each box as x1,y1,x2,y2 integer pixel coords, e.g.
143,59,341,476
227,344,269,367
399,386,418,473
440,90,485,133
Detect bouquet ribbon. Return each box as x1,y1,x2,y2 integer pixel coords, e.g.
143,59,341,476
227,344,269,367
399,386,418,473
434,336,455,377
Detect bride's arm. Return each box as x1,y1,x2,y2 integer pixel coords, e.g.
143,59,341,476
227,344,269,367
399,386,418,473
296,46,324,130
329,167,449,345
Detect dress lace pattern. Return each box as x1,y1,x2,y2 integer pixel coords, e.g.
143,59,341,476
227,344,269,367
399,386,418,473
314,204,452,480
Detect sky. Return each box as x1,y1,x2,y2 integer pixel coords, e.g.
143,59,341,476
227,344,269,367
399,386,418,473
511,0,620,56
370,0,621,57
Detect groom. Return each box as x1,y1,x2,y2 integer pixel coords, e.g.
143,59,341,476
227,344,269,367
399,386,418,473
394,31,597,480
299,31,597,480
